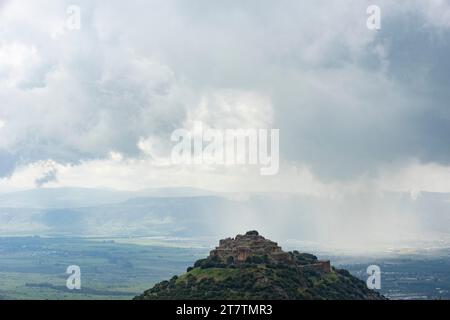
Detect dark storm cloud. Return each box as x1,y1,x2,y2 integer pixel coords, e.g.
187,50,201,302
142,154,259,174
0,0,449,181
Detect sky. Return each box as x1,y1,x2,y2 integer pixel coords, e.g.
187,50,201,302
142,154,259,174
1,0,450,198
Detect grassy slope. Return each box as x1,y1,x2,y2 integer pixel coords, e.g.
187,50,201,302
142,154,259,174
135,264,384,300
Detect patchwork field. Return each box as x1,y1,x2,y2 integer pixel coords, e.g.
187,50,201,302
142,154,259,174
0,237,208,300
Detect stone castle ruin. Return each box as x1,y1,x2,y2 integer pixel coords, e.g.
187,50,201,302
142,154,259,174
209,231,331,273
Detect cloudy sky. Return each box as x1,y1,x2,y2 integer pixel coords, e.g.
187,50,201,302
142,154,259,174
1,0,450,197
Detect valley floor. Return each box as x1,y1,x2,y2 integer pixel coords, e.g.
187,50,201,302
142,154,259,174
0,237,449,300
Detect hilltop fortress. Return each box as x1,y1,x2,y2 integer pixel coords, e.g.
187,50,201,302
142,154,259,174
209,231,331,273
136,230,386,300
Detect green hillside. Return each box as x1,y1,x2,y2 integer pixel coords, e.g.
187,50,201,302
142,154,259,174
135,231,384,300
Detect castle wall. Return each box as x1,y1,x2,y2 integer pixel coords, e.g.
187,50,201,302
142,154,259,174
298,260,331,273
208,232,332,273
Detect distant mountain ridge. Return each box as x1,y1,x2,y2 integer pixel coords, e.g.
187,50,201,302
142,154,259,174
135,231,385,300
2,187,450,252
0,187,217,208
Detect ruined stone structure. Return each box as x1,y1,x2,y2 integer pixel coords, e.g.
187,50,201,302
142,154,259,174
209,231,331,273
299,260,332,273
209,230,292,263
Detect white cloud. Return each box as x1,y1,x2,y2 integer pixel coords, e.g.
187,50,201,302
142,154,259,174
376,161,450,194
186,90,273,130
0,43,42,87
421,0,450,29
0,0,450,186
